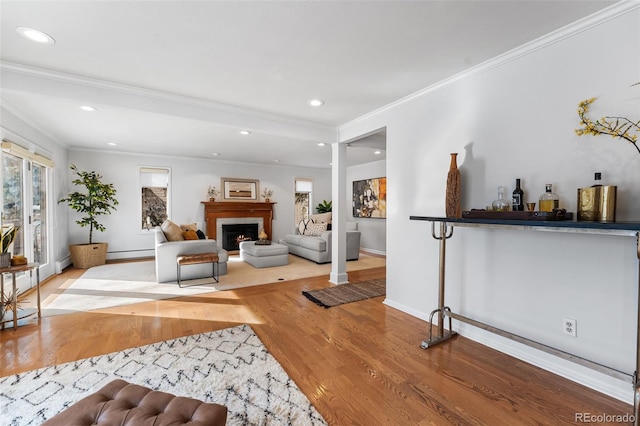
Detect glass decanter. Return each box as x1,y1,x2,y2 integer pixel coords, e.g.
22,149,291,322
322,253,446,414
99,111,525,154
539,184,559,212
491,186,510,212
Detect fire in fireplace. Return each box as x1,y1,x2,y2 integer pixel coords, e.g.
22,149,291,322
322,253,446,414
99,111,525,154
222,224,259,251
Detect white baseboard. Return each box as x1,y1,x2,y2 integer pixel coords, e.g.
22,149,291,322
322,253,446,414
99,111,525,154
361,247,386,256
55,255,71,274
106,249,154,260
383,299,633,405
56,250,154,273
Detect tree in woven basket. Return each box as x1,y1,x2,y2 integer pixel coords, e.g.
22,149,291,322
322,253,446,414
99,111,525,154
58,165,119,244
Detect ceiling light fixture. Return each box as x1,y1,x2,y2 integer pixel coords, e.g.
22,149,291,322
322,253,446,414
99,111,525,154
212,153,221,156
16,27,55,44
239,130,251,135
107,142,117,146
308,99,324,107
374,150,382,155
80,105,96,112
317,142,327,147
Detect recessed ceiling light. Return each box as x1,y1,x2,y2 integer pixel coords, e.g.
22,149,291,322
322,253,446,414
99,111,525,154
273,159,280,163
239,130,251,135
212,153,221,156
374,150,382,155
317,143,327,147
107,142,117,146
16,27,55,44
80,105,97,112
308,99,324,107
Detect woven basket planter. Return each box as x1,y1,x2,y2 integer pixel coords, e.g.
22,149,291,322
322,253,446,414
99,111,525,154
69,243,108,269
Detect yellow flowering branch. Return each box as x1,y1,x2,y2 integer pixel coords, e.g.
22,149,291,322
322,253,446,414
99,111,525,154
575,96,640,156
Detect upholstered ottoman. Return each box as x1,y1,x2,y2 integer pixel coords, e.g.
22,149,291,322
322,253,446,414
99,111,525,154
42,379,227,426
240,241,289,268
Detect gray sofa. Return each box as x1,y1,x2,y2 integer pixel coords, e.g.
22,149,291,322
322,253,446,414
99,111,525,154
284,222,360,264
154,226,228,283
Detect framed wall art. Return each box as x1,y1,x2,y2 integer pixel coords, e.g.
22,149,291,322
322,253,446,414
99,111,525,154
353,177,386,218
221,178,259,201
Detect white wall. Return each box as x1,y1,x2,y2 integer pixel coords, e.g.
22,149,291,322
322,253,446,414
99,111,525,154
347,159,386,254
340,6,640,403
67,149,331,258
1,105,69,281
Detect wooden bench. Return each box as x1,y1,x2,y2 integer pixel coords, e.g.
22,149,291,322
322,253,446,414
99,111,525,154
176,253,219,287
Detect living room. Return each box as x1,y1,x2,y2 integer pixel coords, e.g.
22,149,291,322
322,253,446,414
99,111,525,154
2,1,640,424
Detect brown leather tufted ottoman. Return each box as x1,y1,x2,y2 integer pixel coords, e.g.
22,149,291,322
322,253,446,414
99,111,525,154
42,379,227,426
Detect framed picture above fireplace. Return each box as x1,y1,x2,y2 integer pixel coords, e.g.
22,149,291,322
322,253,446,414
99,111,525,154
222,178,259,201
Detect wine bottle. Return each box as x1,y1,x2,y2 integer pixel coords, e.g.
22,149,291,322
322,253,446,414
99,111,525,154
492,186,510,212
512,178,524,211
539,184,559,212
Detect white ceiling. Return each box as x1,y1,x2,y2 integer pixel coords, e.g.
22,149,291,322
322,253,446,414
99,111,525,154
0,1,616,169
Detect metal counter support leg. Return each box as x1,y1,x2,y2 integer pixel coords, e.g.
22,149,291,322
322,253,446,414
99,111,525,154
421,221,457,349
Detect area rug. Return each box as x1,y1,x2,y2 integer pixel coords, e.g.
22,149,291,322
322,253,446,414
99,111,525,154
302,278,386,308
0,324,326,426
41,254,386,317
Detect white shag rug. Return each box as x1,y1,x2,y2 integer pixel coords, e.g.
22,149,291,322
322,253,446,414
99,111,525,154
42,254,385,316
0,324,326,426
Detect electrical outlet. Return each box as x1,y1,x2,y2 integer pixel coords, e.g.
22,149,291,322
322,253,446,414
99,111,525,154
563,318,577,337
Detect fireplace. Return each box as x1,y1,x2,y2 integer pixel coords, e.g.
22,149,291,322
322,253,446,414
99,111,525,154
222,223,259,251
202,201,275,244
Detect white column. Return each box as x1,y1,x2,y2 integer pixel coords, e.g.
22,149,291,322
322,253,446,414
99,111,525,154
330,141,348,284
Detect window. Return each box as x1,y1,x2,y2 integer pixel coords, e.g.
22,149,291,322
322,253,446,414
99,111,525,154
140,167,170,230
1,140,52,292
32,162,48,264
2,152,25,257
294,178,312,226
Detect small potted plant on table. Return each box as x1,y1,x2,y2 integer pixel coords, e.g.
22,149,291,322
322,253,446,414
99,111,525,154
0,225,19,268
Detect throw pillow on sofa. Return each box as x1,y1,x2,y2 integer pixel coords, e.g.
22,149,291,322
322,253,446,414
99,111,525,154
297,218,313,235
161,220,184,241
180,223,198,232
179,223,207,239
309,212,332,224
305,222,327,236
182,230,199,240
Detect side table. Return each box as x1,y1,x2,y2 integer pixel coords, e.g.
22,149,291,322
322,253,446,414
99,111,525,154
0,262,40,330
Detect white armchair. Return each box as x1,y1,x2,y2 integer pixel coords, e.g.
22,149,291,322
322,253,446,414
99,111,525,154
154,227,228,283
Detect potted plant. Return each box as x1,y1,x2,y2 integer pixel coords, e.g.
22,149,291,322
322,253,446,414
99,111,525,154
316,200,332,214
0,225,19,268
58,165,119,269
207,185,219,202
261,188,274,202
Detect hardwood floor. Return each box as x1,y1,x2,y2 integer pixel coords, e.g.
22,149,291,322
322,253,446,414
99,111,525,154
1,263,632,424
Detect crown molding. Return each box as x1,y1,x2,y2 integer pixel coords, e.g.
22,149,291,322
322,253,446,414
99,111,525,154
69,146,332,171
1,99,66,147
0,61,336,137
341,0,640,129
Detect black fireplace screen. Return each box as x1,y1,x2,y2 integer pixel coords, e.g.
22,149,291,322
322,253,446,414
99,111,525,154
221,224,259,251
